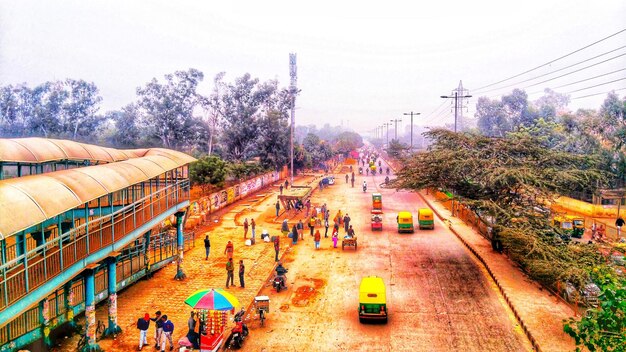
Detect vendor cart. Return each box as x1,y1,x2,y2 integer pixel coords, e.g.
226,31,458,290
371,214,383,231
342,236,357,250
254,296,269,327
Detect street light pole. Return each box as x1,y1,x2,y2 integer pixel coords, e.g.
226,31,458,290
390,119,402,140
441,92,471,133
384,123,392,145
403,111,421,149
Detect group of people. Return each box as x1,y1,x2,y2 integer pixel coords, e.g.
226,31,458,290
278,203,355,249
136,311,175,351
223,240,246,288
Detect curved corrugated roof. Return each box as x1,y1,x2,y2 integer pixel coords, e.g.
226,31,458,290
0,143,196,238
0,138,194,165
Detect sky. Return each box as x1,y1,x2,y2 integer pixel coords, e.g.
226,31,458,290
1,0,625,135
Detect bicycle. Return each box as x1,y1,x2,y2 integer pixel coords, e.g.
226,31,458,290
254,296,269,327
76,320,106,350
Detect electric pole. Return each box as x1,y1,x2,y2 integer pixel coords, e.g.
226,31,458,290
390,119,402,140
441,81,471,133
403,111,420,149
289,53,297,184
384,122,392,145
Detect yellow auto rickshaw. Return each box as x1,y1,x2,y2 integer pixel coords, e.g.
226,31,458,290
358,276,388,323
397,211,414,233
418,208,434,230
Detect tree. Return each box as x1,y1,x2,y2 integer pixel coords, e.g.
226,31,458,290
189,155,227,194
386,138,409,158
392,129,606,288
334,131,363,155
200,72,227,155
136,68,204,150
63,79,103,140
106,104,142,148
256,110,290,169
476,89,537,136
564,268,626,352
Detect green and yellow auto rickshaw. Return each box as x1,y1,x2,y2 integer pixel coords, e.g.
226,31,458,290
418,208,434,229
397,211,414,233
358,276,388,323
552,215,585,238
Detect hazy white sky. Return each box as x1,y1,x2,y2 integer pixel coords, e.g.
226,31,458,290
1,0,625,134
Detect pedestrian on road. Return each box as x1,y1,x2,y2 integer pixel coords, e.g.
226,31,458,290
281,219,289,236
305,199,311,217
226,258,234,288
314,229,321,249
274,236,280,261
251,219,256,239
243,218,249,239
616,217,625,237
332,228,339,248
151,311,163,348
309,216,316,236
325,209,330,222
285,180,289,189
279,184,284,194
275,200,280,217
187,312,198,349
239,260,245,288
204,235,210,260
136,313,150,350
224,241,234,260
324,218,329,238
160,315,174,352
343,214,351,233
297,220,304,240
292,225,298,245
345,174,349,183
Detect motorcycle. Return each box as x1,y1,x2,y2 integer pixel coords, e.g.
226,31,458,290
386,168,390,175
363,185,367,193
273,270,288,292
225,309,249,349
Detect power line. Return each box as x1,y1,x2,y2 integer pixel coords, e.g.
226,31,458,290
476,49,626,95
572,87,626,100
566,77,626,94
472,28,626,91
552,68,626,89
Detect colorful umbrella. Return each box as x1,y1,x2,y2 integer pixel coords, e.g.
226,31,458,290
184,289,240,310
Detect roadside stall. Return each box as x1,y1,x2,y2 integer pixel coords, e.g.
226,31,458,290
183,289,240,352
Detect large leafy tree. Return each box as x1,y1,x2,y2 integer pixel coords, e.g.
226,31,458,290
476,89,537,136
136,68,204,150
334,131,363,155
63,79,103,139
106,104,142,148
189,155,228,194
392,129,605,287
256,110,290,169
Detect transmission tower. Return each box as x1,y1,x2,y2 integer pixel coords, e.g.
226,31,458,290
441,81,472,132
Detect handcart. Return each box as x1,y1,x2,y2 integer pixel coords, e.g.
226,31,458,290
254,296,270,327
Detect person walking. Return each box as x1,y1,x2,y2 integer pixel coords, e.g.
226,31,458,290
160,315,174,352
239,260,245,288
314,229,321,249
274,236,280,261
309,216,316,236
251,219,256,239
226,258,234,288
224,241,234,260
616,217,624,238
345,174,349,183
324,218,329,238
275,200,280,217
281,219,289,236
204,235,210,260
285,179,289,189
243,218,249,239
151,311,163,349
332,228,339,248
136,313,150,350
305,199,311,217
279,184,284,194
292,224,298,245
297,219,304,240
343,214,351,233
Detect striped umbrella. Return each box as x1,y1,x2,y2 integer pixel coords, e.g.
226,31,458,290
184,289,240,310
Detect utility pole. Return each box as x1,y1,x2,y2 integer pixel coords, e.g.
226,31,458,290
390,119,402,140
403,111,421,150
441,81,471,133
384,122,392,145
289,53,297,184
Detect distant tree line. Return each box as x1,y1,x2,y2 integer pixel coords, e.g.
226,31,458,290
0,68,364,188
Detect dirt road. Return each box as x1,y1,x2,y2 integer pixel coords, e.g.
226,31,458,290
243,168,532,351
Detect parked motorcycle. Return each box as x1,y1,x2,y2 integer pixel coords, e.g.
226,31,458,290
273,265,288,292
225,309,249,349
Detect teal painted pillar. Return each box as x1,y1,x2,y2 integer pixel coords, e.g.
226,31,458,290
64,281,77,329
39,299,52,347
15,233,25,257
82,268,102,352
174,211,186,280
104,257,122,337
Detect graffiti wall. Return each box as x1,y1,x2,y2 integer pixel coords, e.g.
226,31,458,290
190,170,283,218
